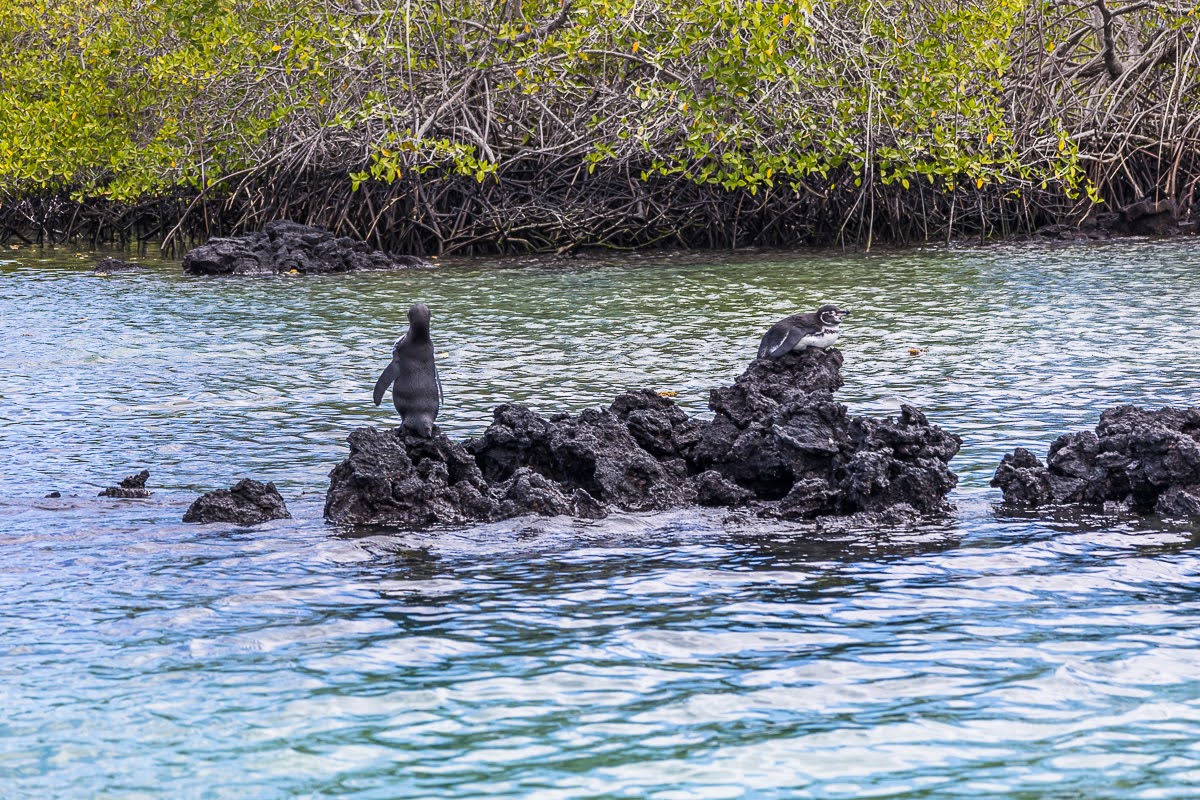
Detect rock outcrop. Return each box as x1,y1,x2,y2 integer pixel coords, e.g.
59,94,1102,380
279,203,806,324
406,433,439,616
99,469,151,498
325,348,962,529
183,479,292,525
324,428,501,528
468,391,700,513
692,350,960,518
992,405,1200,516
182,220,431,275
1033,198,1196,240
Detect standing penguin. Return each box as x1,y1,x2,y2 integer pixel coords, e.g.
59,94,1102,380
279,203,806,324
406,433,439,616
757,304,851,360
373,303,442,437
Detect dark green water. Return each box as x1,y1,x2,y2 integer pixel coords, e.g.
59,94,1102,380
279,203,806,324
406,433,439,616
2,240,1200,798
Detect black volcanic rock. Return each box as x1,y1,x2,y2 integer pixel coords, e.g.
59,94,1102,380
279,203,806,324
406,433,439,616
1111,198,1180,236
183,479,291,525
468,403,695,512
537,406,695,511
839,405,960,515
609,389,704,459
1032,198,1190,240
1156,486,1200,517
990,448,1053,507
467,404,557,484
325,347,963,530
692,349,960,518
693,470,754,507
707,348,845,429
99,469,151,498
494,467,607,519
182,220,431,275
992,406,1200,516
324,427,500,528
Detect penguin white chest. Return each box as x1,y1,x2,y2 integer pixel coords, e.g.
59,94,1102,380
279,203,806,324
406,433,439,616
797,328,840,350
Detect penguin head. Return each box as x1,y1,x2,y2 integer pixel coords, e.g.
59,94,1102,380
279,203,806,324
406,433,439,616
817,304,850,326
408,303,431,327
407,303,432,338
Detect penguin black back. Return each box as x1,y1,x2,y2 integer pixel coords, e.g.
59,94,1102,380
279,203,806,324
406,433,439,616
757,304,850,359
373,303,442,436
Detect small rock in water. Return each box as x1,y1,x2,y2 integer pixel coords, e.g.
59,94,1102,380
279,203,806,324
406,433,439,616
992,405,1200,516
99,469,151,498
92,257,145,275
44,491,61,498
990,448,1053,507
183,479,291,525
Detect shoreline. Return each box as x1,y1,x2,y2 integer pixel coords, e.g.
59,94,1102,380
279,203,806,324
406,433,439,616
2,179,1195,260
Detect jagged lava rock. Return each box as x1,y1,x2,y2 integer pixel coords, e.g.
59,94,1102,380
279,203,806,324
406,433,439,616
467,390,698,512
610,389,704,459
325,427,500,528
99,469,151,498
708,347,845,429
183,479,290,524
692,349,960,518
992,405,1200,515
182,220,431,275
693,470,754,507
325,347,962,529
990,448,1053,507
495,467,608,520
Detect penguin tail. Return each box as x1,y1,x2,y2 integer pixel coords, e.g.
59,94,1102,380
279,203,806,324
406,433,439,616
760,327,804,360
373,362,400,406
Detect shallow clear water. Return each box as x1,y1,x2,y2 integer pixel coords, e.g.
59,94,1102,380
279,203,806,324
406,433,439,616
2,240,1200,798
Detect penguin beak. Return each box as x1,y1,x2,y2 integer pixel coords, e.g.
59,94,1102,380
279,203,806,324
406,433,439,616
838,309,851,319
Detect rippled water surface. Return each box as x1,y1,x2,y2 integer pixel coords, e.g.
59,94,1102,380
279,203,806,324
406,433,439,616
3,240,1200,798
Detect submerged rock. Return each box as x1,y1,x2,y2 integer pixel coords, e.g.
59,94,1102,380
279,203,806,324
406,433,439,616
93,257,146,275
99,469,151,498
992,405,1200,516
182,220,431,275
325,347,962,530
183,479,291,525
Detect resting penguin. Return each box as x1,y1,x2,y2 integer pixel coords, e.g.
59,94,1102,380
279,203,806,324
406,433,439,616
757,304,851,360
373,303,442,437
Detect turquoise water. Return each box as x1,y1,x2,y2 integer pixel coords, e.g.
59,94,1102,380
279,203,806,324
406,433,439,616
2,240,1200,798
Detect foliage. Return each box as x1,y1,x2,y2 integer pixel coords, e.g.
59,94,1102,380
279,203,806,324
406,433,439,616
0,0,1197,239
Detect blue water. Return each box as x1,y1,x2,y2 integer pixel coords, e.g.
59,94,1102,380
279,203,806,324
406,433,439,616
2,240,1200,798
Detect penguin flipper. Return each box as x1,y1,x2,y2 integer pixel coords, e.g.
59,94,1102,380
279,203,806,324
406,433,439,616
373,362,400,406
759,326,804,359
